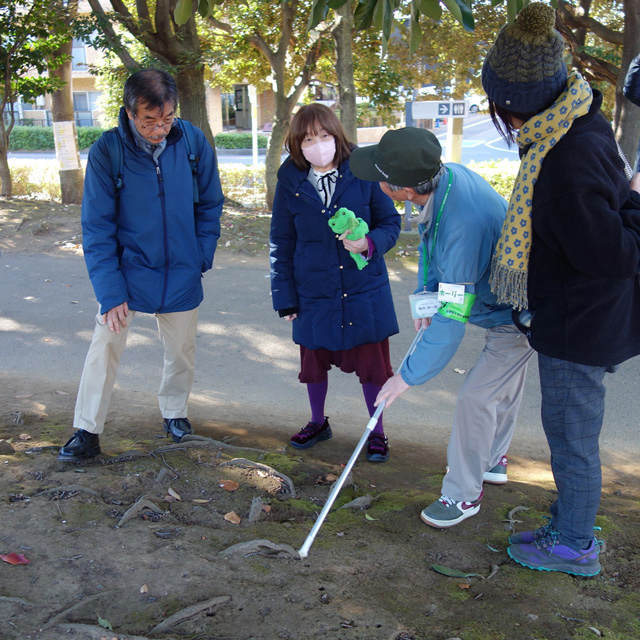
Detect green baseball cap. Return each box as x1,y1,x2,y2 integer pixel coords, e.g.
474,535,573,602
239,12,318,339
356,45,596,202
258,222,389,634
349,127,443,188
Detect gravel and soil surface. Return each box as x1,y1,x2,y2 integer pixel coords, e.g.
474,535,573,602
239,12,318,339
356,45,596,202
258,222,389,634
1,199,639,640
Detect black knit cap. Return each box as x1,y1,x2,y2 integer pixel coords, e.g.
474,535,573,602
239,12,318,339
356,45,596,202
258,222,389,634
481,2,567,114
349,127,442,188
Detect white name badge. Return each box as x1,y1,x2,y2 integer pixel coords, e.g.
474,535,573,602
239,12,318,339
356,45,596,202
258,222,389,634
409,292,440,319
438,282,465,304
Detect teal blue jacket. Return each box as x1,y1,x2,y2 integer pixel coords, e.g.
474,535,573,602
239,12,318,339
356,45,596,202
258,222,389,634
401,163,513,386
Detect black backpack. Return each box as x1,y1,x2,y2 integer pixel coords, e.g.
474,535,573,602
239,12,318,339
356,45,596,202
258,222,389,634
102,117,200,203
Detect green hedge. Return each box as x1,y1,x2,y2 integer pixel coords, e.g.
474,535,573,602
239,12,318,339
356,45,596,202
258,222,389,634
215,132,268,149
10,126,269,151
9,125,105,150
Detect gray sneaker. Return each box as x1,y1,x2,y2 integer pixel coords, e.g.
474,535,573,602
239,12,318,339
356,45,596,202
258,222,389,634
483,455,508,484
420,492,483,528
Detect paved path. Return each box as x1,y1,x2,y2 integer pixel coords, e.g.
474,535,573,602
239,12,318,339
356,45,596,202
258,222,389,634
2,250,639,472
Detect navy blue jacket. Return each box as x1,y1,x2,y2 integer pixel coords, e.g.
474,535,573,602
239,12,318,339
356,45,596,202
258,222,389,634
270,157,400,351
527,92,640,366
81,108,224,315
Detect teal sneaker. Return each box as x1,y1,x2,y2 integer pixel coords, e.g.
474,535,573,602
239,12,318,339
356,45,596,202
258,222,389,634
483,455,508,484
420,492,483,528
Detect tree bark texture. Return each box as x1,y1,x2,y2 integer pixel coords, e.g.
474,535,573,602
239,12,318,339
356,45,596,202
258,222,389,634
0,141,11,198
48,29,84,205
333,1,357,143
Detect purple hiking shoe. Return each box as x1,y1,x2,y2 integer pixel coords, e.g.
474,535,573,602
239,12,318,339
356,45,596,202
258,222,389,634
290,418,332,450
366,433,389,462
508,528,602,576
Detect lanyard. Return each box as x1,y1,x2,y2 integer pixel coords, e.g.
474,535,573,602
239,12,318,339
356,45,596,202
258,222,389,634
422,167,452,290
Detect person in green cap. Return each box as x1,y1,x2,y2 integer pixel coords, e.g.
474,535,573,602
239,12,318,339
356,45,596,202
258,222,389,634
350,126,534,529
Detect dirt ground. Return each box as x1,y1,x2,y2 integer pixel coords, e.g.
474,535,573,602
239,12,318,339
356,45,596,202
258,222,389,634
1,199,640,640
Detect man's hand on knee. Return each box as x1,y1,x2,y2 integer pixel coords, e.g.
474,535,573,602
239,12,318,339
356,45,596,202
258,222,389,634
104,302,129,334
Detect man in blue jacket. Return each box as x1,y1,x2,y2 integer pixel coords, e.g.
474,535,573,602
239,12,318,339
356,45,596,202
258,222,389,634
58,69,224,461
350,128,533,527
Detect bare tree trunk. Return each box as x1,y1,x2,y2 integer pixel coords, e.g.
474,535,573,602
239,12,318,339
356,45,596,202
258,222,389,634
265,89,292,211
333,1,357,143
171,14,215,146
0,132,11,198
616,0,640,167
175,66,214,146
49,38,84,204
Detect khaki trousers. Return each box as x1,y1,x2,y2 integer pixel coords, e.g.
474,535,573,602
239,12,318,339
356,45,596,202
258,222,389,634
73,308,198,434
441,324,534,502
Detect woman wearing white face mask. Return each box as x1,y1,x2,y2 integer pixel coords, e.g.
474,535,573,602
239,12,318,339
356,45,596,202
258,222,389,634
270,103,400,461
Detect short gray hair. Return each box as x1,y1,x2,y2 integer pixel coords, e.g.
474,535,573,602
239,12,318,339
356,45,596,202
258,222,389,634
386,164,446,196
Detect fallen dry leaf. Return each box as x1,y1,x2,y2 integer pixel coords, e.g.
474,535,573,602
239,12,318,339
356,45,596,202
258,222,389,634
457,583,471,589
192,498,211,504
219,480,240,492
224,511,241,524
262,505,271,513
55,390,69,395
167,487,181,501
0,552,30,565
140,584,148,593
453,368,466,374
19,434,32,441
14,394,34,399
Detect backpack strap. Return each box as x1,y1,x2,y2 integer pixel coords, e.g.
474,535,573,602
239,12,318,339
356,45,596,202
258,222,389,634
175,117,200,204
102,127,124,196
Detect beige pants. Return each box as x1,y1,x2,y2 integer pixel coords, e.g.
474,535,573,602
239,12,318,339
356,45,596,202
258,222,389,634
442,324,534,501
73,308,198,434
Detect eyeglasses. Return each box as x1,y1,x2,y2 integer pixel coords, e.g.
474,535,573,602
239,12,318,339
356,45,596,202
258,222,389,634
136,116,174,132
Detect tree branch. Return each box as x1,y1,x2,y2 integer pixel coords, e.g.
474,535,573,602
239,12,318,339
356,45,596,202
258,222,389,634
154,0,175,45
557,0,624,45
87,0,139,69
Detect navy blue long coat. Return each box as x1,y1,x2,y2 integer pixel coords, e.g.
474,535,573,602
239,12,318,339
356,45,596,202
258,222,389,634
270,156,400,351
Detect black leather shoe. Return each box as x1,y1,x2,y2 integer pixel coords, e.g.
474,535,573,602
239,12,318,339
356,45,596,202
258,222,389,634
163,417,193,443
57,429,101,462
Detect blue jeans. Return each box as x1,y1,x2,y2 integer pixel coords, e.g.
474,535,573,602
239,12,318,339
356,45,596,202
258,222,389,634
538,354,609,550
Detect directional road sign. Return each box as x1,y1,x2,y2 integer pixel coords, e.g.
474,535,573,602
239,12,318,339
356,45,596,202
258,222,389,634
408,100,467,120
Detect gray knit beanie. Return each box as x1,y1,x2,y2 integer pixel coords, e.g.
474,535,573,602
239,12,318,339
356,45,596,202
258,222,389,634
481,2,567,114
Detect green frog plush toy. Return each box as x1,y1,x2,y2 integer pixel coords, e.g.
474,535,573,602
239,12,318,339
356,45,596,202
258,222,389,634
327,207,370,270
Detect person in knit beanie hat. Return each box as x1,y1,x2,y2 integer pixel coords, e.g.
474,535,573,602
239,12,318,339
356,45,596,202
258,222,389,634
480,2,640,578
481,2,566,118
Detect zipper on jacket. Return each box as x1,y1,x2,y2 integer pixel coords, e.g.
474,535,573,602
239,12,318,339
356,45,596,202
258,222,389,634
156,163,170,311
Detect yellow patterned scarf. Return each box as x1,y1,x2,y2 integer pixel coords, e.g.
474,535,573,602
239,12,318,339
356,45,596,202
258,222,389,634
489,71,593,309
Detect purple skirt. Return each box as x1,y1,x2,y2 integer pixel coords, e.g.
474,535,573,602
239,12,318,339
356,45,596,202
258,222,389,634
299,339,393,386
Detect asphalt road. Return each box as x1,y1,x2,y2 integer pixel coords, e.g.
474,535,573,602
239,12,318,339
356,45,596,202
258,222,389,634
2,249,639,472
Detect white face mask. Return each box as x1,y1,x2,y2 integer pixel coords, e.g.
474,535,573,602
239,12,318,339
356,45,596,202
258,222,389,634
302,138,336,168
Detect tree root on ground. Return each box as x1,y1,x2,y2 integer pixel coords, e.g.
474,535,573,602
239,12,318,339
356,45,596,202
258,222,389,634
147,595,231,635
117,495,166,527
219,538,300,559
218,457,296,499
33,485,103,501
43,590,117,629
157,434,268,454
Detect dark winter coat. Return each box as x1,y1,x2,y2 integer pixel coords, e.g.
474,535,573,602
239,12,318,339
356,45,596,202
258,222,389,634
270,157,400,351
623,54,640,108
526,91,640,367
81,107,224,315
